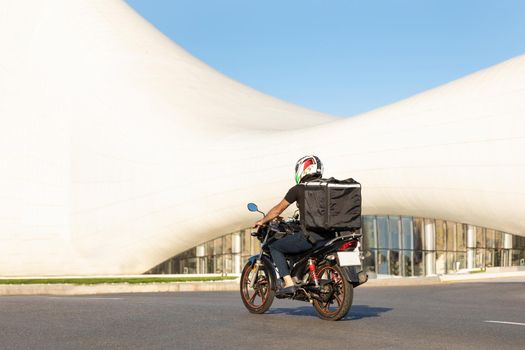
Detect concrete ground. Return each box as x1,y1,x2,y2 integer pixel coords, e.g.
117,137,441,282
0,278,523,350
3,271,525,295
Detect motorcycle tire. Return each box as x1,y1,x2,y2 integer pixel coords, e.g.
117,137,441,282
312,264,353,321
240,261,275,314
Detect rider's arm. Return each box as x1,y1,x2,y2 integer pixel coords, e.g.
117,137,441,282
254,199,290,227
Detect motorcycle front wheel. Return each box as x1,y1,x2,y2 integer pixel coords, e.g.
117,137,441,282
312,264,353,321
240,261,275,314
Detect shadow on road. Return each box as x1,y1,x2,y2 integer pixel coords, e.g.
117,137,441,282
345,304,393,320
267,304,392,321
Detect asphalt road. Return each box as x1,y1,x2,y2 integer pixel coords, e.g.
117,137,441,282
1,280,524,350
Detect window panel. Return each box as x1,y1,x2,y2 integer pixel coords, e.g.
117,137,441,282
435,220,445,251
485,249,495,268
446,221,456,251
486,229,495,249
513,236,525,250
377,249,389,275
401,217,413,250
362,216,377,249
455,252,466,270
446,252,456,272
206,241,214,256
389,217,401,250
424,218,435,251
413,218,424,251
207,257,214,273
476,227,486,248
475,249,485,268
494,231,503,249
362,250,376,274
424,251,435,275
223,234,232,254
402,250,413,277
223,254,233,273
389,250,400,276
413,251,425,276
511,250,525,266
456,224,467,251
377,216,389,249
242,230,251,255
436,250,446,274
494,249,503,267
215,255,224,274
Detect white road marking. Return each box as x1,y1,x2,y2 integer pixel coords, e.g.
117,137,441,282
484,320,525,327
45,296,122,300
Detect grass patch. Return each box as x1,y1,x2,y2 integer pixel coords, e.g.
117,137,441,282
0,276,238,285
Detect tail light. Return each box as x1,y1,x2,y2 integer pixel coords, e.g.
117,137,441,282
338,240,358,251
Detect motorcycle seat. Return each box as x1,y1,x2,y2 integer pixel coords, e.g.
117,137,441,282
284,239,329,260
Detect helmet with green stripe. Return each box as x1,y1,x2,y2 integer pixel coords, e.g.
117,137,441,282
295,155,323,184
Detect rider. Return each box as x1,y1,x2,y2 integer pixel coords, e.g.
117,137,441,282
254,155,326,296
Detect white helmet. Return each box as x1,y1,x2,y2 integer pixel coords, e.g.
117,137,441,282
295,155,323,184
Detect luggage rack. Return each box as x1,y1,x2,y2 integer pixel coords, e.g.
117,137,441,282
335,230,362,239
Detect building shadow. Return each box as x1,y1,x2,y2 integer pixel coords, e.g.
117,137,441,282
266,304,392,321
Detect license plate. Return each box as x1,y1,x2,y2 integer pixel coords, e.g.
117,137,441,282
337,251,361,266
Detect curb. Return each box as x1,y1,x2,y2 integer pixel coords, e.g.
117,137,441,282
2,273,523,296
439,271,525,283
0,277,441,296
361,277,441,287
0,280,241,296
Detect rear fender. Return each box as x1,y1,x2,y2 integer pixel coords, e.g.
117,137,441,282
340,265,368,287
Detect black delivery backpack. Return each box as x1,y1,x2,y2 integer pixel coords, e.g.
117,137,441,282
300,177,362,233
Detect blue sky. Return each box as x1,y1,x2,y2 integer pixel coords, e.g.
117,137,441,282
126,0,525,117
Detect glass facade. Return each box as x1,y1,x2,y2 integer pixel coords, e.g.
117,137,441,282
146,229,261,275
146,216,525,276
361,216,525,277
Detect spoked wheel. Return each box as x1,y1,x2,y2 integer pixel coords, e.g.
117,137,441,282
240,261,275,314
312,264,353,321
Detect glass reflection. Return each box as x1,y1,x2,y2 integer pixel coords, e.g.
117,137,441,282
390,250,400,276
362,250,376,274
362,216,377,249
145,216,524,277
436,251,446,274
401,217,413,250
377,216,389,249
403,250,413,277
475,249,485,268
413,218,424,251
446,252,456,272
413,251,424,276
486,229,495,249
446,222,456,251
435,220,445,251
476,227,486,248
456,224,466,251
377,249,389,275
389,217,401,250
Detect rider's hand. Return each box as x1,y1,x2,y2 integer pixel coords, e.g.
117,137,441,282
253,220,264,228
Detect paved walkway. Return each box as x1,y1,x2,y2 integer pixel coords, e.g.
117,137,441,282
1,272,524,295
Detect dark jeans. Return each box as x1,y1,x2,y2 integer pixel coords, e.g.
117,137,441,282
268,232,312,277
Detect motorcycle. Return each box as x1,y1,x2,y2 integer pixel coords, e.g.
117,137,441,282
240,202,368,321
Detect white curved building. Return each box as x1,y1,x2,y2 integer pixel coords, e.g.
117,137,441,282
0,0,524,277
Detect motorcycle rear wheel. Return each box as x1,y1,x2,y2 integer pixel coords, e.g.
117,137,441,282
240,261,275,314
312,264,353,321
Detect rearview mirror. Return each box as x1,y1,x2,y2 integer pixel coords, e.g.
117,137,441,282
247,203,258,212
